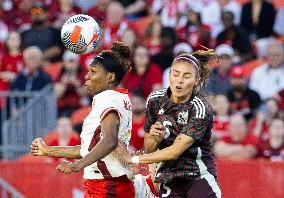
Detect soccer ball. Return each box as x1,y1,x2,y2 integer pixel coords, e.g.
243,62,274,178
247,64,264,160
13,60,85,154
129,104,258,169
61,14,100,54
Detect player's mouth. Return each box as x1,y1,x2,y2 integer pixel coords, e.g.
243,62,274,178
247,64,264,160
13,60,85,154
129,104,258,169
175,85,182,91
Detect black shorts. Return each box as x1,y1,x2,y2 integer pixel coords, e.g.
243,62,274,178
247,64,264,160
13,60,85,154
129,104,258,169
159,177,221,198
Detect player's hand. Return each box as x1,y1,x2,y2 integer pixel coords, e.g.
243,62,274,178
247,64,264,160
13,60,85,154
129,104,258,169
115,140,132,164
149,122,166,141
30,138,47,156
56,161,81,174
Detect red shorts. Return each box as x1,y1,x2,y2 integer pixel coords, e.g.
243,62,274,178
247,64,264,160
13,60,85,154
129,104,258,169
83,175,135,198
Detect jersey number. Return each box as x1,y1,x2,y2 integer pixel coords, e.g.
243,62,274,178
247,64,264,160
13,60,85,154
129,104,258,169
162,121,172,139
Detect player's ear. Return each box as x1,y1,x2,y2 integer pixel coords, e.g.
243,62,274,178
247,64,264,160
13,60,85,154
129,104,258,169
107,72,116,83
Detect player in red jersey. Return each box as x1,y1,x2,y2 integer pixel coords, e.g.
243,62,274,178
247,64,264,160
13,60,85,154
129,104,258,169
117,50,222,197
31,41,135,198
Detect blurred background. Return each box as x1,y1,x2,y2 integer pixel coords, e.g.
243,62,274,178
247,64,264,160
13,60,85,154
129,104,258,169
1,0,284,197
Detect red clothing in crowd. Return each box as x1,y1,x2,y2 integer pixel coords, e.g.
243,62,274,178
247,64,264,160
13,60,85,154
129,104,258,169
220,134,259,147
145,40,162,56
258,140,284,160
248,118,269,141
130,116,145,151
48,2,82,23
212,116,229,139
44,131,81,147
122,64,162,98
102,21,128,49
0,53,23,90
177,24,212,51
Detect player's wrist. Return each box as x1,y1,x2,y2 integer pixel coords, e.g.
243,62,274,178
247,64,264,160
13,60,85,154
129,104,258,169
131,156,140,164
41,145,49,156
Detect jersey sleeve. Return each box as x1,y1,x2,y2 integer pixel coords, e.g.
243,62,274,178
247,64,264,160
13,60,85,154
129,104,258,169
95,94,122,121
144,97,158,133
180,100,213,141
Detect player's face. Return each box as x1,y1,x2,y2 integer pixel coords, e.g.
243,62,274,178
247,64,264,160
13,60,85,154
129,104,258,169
84,64,110,95
169,61,198,103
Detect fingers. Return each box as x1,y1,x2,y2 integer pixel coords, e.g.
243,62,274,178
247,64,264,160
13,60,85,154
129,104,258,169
56,162,72,174
153,122,164,130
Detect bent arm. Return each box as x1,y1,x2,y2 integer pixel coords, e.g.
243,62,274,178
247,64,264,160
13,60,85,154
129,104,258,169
144,133,161,153
75,112,120,169
139,134,195,164
44,145,81,159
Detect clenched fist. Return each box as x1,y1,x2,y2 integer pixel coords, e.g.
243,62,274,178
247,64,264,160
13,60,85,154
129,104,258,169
30,138,47,156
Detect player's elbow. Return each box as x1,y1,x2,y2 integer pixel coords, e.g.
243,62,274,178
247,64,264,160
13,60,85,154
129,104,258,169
104,136,118,151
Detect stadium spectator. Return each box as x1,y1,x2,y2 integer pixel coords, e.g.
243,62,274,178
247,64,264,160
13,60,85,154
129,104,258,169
129,94,146,152
54,51,87,117
117,0,147,20
214,113,259,160
240,0,276,40
1,0,33,31
258,118,284,161
226,66,262,120
249,41,284,100
152,0,189,28
212,94,230,140
11,46,52,91
151,27,176,71
217,11,253,62
122,45,162,98
0,31,23,92
217,0,241,25
250,98,282,140
206,44,234,94
102,1,128,49
48,0,82,29
21,2,63,63
120,28,137,52
73,0,98,12
144,18,162,56
177,6,213,51
87,0,110,24
273,6,284,40
44,117,80,161
162,42,193,88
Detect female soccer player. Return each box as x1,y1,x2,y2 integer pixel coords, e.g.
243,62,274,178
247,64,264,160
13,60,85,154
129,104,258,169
30,41,135,198
117,50,222,197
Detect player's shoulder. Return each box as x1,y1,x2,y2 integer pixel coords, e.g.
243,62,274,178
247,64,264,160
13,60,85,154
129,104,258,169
190,91,212,119
146,88,167,106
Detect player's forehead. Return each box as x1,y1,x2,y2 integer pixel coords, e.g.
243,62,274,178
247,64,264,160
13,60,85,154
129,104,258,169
171,62,196,74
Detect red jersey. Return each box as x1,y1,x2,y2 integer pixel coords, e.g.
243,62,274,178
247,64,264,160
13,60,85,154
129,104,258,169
44,131,81,147
122,64,162,99
258,140,284,161
212,116,229,139
0,53,23,90
130,116,145,151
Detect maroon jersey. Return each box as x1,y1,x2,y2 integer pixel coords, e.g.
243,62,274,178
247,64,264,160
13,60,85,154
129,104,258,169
144,88,217,184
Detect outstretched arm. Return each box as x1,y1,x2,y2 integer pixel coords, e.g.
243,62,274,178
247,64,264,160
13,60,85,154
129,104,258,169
117,134,195,164
30,138,81,159
57,112,120,173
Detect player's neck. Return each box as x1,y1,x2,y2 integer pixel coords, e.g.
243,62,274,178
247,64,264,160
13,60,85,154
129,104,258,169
170,92,192,104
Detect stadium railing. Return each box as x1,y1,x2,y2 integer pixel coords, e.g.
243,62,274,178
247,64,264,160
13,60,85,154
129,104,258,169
0,178,25,198
0,85,57,160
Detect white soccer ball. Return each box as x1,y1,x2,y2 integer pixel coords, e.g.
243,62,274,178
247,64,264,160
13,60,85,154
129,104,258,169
61,14,101,54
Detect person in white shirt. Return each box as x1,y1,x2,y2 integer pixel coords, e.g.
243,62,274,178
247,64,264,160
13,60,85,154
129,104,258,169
30,41,136,198
249,41,284,100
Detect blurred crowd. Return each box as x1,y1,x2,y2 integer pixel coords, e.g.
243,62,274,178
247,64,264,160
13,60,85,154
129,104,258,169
1,0,284,162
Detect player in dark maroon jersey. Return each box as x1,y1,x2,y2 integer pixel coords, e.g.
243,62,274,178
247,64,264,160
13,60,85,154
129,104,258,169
117,50,221,197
